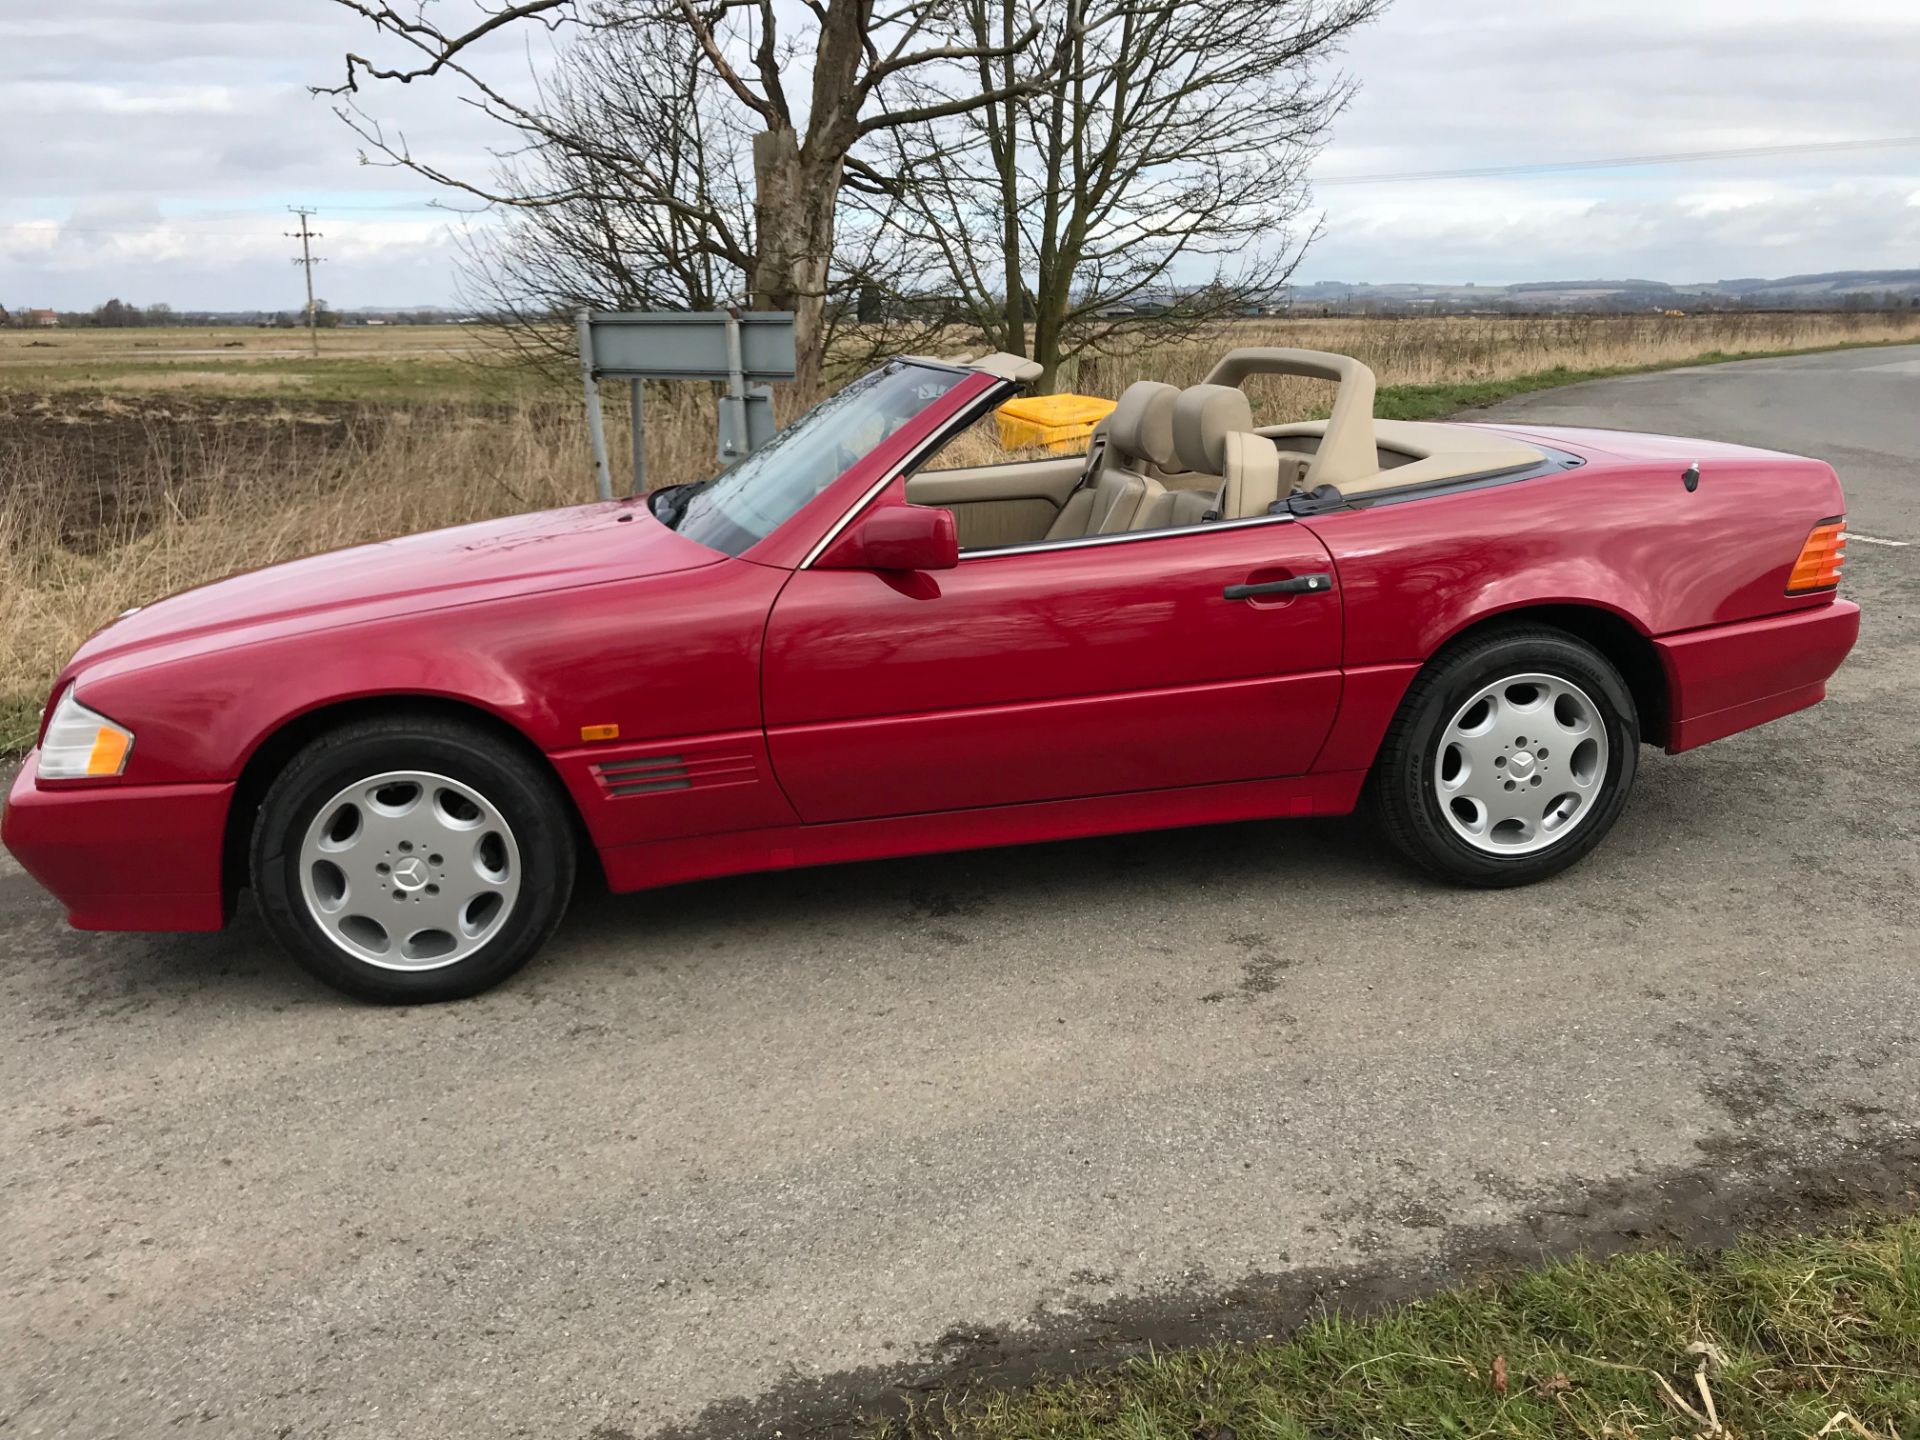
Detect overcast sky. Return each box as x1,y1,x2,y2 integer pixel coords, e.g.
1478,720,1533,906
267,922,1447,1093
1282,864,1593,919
2,0,1916,311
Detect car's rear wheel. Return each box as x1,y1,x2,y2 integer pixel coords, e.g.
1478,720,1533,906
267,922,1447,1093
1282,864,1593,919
251,715,575,1002
1372,626,1639,886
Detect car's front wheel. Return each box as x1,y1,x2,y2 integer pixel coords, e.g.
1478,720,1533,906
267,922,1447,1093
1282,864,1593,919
1372,626,1639,886
251,714,576,1002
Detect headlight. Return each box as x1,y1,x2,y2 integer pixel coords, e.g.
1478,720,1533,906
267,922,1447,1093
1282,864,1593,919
39,686,135,779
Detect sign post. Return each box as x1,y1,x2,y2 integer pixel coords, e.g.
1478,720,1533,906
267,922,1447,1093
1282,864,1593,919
575,311,615,501
577,310,798,498
628,378,645,493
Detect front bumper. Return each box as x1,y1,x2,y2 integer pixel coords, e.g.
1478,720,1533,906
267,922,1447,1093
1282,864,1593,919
3,749,233,931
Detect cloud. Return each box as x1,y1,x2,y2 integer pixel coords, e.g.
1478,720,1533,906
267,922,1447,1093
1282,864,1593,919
1296,0,1920,284
0,0,521,309
2,0,1916,308
1312,180,1920,287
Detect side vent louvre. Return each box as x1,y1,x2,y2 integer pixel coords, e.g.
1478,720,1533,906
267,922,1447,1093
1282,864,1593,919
591,750,757,799
596,755,691,796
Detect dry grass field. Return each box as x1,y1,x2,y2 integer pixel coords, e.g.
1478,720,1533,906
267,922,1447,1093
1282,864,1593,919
3,310,1916,749
0,323,510,402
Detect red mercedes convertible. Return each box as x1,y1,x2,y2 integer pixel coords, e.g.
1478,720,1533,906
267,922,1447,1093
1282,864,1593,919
3,347,1858,1001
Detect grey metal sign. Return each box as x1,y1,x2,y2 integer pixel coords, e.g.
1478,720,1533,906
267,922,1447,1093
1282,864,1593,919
576,309,797,499
583,311,797,382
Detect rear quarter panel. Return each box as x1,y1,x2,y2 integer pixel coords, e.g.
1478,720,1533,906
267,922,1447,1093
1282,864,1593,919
1305,446,1846,668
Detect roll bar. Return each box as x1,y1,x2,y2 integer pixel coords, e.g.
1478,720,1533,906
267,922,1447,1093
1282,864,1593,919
1201,346,1380,490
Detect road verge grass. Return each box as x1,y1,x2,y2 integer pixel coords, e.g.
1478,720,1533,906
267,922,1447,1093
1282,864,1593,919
1372,339,1917,422
893,1218,1920,1440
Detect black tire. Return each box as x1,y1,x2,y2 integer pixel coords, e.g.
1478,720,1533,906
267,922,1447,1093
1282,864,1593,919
250,713,576,1003
1372,626,1639,887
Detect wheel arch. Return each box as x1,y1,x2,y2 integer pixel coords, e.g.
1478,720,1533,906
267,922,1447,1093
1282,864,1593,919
1429,602,1669,746
221,693,590,907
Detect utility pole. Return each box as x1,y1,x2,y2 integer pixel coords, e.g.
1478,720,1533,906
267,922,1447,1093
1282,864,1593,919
286,207,324,356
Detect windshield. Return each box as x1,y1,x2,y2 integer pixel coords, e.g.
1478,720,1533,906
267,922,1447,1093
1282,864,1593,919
656,361,969,556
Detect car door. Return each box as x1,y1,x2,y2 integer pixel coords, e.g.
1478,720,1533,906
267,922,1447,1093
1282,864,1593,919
760,514,1343,823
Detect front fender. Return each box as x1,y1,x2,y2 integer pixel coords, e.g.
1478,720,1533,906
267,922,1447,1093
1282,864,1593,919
63,561,785,787
77,620,559,785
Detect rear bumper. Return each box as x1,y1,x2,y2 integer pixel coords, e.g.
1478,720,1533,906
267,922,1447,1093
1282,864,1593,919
1656,600,1860,753
2,750,232,931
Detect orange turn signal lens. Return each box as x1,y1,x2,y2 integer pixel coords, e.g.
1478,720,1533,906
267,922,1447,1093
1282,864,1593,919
579,723,621,742
1786,519,1846,594
86,725,132,776
38,686,135,779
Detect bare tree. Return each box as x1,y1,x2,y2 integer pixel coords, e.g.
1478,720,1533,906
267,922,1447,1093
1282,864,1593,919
453,16,954,374
868,0,1385,390
452,18,757,364
319,0,1057,389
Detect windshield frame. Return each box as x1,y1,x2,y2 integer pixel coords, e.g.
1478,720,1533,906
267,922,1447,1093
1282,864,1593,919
699,361,1004,571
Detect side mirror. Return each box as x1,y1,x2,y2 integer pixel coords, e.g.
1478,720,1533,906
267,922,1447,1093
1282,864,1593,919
819,503,959,572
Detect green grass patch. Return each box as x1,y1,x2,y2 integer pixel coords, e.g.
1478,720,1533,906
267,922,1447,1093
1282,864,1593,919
0,693,42,757
896,1219,1920,1440
1374,338,1916,422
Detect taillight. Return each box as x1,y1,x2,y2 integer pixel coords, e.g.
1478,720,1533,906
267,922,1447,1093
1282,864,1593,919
1786,517,1845,594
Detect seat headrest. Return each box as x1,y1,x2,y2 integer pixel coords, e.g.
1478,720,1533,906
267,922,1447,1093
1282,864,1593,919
1219,431,1284,520
1106,381,1179,470
1172,384,1254,474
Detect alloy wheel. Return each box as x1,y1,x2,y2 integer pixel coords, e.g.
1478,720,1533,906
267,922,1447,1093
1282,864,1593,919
1432,672,1611,857
296,770,521,970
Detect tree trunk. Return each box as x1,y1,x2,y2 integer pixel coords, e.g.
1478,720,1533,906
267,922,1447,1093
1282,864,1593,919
1026,1,1077,394
750,126,840,394
995,1,1025,357
1031,291,1067,394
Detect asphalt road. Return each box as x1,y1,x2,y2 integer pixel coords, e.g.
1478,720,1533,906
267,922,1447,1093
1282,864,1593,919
4,345,1917,1440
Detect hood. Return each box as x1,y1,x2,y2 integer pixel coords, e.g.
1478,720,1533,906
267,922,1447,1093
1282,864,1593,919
67,498,722,674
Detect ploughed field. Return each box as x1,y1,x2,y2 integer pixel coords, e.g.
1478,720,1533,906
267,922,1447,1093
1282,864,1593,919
2,311,1916,751
0,393,390,549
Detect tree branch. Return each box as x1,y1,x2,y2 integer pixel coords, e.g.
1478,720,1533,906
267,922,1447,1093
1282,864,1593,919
315,0,577,96
670,0,780,122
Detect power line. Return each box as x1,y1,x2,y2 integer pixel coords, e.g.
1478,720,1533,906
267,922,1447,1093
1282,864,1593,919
1314,135,1920,187
285,207,325,356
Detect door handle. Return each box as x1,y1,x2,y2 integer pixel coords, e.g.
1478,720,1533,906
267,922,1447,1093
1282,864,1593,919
1223,572,1333,600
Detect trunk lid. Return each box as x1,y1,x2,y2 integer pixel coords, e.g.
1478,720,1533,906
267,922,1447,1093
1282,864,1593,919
1459,421,1808,465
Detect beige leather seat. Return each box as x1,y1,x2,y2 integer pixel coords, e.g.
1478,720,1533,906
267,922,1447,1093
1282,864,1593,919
1171,384,1252,476
1139,431,1287,526
1109,379,1180,473
1217,432,1287,519
1135,487,1214,531
1128,384,1299,529
1044,382,1173,540
1126,384,1240,532
1172,384,1310,508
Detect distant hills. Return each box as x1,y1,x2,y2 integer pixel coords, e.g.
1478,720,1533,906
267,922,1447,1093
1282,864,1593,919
19,270,1918,327
1286,269,1920,314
